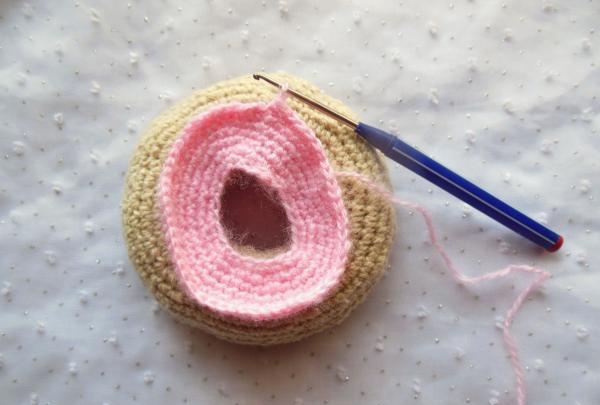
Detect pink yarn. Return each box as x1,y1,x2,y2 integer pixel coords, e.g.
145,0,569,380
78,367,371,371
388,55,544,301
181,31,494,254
337,171,550,405
159,91,548,404
158,95,350,322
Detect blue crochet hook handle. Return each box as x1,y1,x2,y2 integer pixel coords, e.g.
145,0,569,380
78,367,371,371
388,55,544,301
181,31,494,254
356,123,563,252
253,74,564,252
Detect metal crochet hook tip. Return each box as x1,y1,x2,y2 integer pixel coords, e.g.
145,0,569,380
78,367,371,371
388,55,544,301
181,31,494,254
252,73,359,129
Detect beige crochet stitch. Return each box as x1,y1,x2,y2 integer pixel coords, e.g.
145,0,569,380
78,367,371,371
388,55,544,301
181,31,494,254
122,73,395,345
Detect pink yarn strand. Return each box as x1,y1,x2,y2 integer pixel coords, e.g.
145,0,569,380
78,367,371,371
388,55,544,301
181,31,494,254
337,171,550,405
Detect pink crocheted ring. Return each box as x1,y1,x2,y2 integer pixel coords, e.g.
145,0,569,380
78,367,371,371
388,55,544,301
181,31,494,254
158,96,351,322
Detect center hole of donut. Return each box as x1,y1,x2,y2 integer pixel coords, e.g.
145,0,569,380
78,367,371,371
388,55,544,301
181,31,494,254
219,169,292,255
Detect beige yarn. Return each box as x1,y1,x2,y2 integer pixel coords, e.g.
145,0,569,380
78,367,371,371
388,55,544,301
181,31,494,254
122,73,395,345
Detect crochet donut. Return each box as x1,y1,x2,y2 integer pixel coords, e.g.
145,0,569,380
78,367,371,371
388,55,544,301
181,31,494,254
122,73,395,345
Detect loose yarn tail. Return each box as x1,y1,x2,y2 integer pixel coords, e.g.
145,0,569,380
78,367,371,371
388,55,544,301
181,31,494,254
337,171,550,405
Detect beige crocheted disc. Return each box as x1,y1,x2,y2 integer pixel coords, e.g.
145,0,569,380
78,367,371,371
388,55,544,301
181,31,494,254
122,73,395,345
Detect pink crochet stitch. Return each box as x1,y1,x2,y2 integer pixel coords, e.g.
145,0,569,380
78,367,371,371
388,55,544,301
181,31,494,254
158,96,350,321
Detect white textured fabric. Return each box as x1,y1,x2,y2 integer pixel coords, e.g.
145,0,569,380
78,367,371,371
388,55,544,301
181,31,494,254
1,1,598,404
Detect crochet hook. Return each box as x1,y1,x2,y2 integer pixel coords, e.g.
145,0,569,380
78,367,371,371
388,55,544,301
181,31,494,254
253,73,564,252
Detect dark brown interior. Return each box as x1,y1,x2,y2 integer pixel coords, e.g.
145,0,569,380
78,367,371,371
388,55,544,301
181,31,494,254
219,169,292,254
